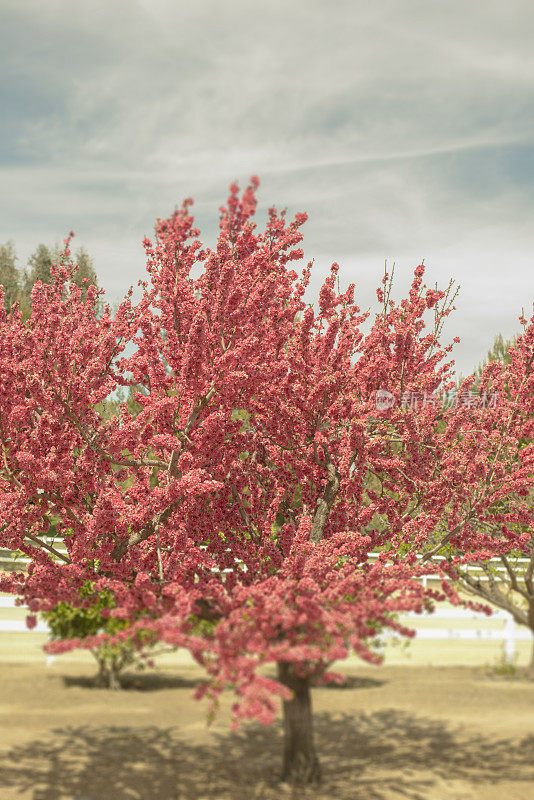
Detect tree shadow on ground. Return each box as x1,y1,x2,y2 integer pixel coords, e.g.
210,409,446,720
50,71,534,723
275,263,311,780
1,711,533,800
320,674,385,690
62,669,384,692
62,672,200,691
261,670,386,690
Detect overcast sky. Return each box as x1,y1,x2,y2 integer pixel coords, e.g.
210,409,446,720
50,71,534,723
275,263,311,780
1,0,533,376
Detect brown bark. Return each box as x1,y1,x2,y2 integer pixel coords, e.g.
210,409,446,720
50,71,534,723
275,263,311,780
310,453,340,544
94,660,121,690
527,603,534,681
527,635,534,681
277,662,321,785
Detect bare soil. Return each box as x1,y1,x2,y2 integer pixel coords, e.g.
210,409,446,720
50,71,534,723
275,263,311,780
1,657,534,800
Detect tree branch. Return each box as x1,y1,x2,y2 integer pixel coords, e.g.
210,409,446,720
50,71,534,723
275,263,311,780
456,568,529,626
310,445,340,544
231,485,251,528
51,390,167,470
24,532,71,564
110,501,181,561
500,554,530,600
167,385,217,480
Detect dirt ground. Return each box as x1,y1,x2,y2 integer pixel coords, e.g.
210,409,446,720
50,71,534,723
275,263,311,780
1,648,534,800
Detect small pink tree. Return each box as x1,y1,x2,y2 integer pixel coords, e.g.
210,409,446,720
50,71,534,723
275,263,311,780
1,179,477,783
419,322,534,675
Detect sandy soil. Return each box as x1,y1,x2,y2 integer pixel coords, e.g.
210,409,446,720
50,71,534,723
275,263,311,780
1,653,534,800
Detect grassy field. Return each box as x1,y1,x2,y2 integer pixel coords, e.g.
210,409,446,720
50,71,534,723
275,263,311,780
1,628,532,671
2,591,533,672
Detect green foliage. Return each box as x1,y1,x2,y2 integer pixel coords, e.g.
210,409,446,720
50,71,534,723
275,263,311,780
482,332,516,368
0,241,20,312
485,648,518,679
43,582,128,640
42,581,136,689
23,242,97,299
0,240,99,321
188,614,216,637
96,385,143,424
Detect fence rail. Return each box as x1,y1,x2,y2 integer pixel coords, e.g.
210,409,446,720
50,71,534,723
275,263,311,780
1,543,531,577
1,596,531,660
2,542,533,662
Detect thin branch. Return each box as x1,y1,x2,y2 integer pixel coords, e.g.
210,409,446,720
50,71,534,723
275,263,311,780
421,509,477,563
231,485,251,528
500,554,530,600
111,500,181,561
35,491,85,530
455,567,529,626
310,444,341,544
167,385,217,479
52,391,167,470
24,532,71,564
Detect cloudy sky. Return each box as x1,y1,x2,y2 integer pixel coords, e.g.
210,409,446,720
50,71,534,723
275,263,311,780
1,0,533,376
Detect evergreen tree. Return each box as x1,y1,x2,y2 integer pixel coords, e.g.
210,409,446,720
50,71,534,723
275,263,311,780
0,241,20,312
478,332,517,371
23,243,97,304
1,240,98,320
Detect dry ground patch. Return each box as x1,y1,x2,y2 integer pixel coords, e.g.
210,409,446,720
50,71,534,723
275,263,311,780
1,648,534,800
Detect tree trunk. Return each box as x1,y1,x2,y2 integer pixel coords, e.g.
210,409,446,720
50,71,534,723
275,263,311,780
94,658,121,689
277,662,321,785
94,660,109,688
527,631,534,680
527,603,534,681
108,665,121,690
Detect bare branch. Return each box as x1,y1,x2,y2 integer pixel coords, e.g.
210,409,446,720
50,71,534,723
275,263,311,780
111,500,181,561
500,554,530,600
456,567,529,626
24,532,71,564
231,485,251,528
310,445,340,544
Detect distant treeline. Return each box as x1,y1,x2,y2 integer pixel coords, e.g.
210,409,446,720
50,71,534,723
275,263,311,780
0,240,98,318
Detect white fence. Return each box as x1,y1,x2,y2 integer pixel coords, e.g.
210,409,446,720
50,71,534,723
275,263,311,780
2,542,530,578
1,596,531,661
387,608,532,661
2,544,533,662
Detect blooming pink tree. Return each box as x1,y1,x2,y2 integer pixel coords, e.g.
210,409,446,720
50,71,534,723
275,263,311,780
419,322,534,675
0,179,483,783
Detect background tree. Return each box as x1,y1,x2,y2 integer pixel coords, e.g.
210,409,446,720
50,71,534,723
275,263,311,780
1,181,499,786
422,329,534,677
0,241,20,313
480,332,518,368
0,239,98,319
23,241,97,306
42,580,138,689
465,332,519,392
